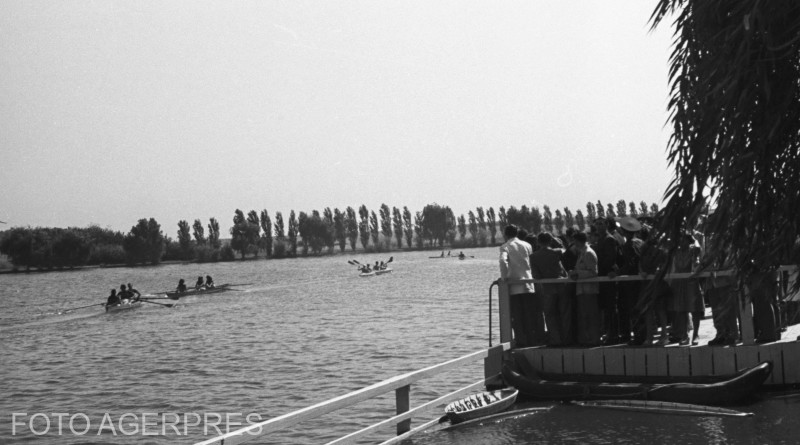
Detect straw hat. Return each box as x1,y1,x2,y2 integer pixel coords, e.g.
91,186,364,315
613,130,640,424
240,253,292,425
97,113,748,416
619,216,642,232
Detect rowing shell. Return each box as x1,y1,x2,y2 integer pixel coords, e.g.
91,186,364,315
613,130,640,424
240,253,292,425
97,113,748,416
105,300,142,313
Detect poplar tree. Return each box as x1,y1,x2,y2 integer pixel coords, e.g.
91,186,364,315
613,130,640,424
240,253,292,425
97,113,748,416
392,207,404,249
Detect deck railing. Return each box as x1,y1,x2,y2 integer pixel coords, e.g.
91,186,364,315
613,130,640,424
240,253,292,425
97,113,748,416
194,343,510,445
497,265,798,347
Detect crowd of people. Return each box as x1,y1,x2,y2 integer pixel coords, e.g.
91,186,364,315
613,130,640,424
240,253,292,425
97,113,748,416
105,283,142,306
498,216,786,348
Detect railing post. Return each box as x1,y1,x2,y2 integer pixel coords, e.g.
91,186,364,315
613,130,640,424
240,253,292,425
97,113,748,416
498,279,512,344
484,344,504,389
395,385,410,435
739,287,755,345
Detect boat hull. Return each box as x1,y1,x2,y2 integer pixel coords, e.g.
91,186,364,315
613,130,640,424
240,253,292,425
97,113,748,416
502,361,772,405
166,284,231,299
105,300,142,313
375,268,393,275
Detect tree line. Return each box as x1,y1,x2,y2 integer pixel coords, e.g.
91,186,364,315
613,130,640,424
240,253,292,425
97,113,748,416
0,199,658,270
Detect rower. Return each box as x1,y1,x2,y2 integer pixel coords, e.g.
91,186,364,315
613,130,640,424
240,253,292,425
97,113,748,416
127,283,141,301
176,279,187,293
106,289,120,307
195,276,204,290
205,275,215,289
458,251,466,259
118,284,132,302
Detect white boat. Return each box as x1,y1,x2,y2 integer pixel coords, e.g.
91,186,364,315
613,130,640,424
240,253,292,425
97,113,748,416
105,299,142,313
375,268,393,275
359,272,375,277
444,389,518,424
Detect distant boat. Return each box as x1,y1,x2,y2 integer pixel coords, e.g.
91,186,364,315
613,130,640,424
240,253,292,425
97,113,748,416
375,268,393,275
105,300,142,313
166,284,233,299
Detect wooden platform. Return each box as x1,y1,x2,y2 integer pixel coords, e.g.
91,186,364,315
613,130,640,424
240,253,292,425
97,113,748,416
513,322,800,388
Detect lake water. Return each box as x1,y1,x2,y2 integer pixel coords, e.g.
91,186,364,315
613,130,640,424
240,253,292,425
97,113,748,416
1,248,799,444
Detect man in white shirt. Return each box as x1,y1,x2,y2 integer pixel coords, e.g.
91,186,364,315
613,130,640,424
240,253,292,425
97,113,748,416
499,224,541,347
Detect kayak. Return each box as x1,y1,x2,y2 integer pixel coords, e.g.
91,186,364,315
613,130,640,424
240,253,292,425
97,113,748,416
105,299,142,313
359,272,375,277
375,268,393,275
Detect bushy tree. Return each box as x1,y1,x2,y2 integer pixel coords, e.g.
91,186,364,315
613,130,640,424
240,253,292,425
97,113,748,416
123,218,164,265
346,206,358,251
288,210,298,256
563,207,575,230
586,202,597,222
486,207,497,244
334,208,347,252
230,209,258,259
274,212,285,240
554,209,565,235
595,201,605,219
403,206,413,248
260,210,272,257
420,203,455,247
468,211,478,243
575,210,586,232
457,214,467,241
192,219,206,245
379,204,392,247
369,211,379,246
628,202,639,217
358,205,370,249
392,207,403,249
177,220,193,260
616,199,628,217
413,211,424,248
543,205,553,233
323,208,335,253
606,203,616,218
208,217,221,249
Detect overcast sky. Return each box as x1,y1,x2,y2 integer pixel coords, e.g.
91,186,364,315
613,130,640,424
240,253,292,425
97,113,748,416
1,0,675,236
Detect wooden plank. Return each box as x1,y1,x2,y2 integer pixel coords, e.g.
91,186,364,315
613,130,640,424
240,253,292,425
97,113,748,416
646,347,668,377
583,348,605,375
711,346,737,375
735,345,761,371
395,385,410,435
667,347,691,377
498,283,512,344
689,346,712,377
626,348,646,377
563,348,585,374
781,341,800,385
604,349,625,375
760,344,783,386
539,348,564,373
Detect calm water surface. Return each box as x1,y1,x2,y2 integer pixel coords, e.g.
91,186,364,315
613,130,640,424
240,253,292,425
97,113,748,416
1,248,798,444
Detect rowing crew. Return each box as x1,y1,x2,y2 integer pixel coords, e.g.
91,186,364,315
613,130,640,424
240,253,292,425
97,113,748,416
176,275,215,292
106,283,142,307
360,262,389,273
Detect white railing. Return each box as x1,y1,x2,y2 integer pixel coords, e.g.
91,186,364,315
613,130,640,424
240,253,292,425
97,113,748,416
194,343,510,445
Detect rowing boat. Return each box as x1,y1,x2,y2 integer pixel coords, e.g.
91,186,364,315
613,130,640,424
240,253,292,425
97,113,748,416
105,299,142,313
502,361,772,405
572,399,753,417
359,272,375,277
444,389,518,424
375,268,393,275
165,284,232,299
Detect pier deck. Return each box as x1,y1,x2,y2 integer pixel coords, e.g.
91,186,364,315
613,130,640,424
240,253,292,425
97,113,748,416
514,312,800,387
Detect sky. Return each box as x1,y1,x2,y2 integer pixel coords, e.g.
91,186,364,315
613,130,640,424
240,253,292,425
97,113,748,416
1,0,676,236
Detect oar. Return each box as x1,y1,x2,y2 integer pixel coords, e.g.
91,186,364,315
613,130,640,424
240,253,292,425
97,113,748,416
140,300,175,308
58,303,104,314
352,259,361,265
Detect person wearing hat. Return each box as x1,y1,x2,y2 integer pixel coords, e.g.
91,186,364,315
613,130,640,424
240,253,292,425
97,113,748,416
530,232,571,346
593,217,623,345
669,232,704,345
615,216,645,345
